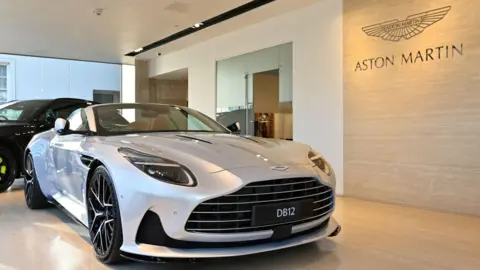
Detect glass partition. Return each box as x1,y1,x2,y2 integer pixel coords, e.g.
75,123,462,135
216,43,293,139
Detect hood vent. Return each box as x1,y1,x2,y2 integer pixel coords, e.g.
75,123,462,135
175,134,212,144
241,136,262,144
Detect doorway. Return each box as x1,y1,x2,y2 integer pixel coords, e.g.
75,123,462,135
93,90,120,103
216,43,293,139
251,70,292,140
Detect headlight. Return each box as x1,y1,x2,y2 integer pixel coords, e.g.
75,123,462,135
118,148,196,187
308,150,332,176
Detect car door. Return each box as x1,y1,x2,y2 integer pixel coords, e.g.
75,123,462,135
50,109,90,204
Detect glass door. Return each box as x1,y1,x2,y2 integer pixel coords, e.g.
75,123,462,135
216,43,292,138
215,57,249,135
245,73,255,136
215,74,251,135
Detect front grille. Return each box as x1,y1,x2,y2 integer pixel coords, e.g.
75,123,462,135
186,177,334,233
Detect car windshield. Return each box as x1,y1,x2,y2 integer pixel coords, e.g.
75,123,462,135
93,104,229,136
0,100,50,122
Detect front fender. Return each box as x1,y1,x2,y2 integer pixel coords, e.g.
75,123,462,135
77,140,128,207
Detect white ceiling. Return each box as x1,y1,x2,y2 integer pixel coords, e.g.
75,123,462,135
0,0,320,64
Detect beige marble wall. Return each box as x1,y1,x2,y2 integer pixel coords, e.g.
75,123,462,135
135,60,150,103
344,0,480,216
149,79,188,106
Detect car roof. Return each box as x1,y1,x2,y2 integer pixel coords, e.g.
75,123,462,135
52,98,95,103
7,98,94,103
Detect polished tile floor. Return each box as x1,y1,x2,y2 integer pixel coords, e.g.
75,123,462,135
1,179,479,270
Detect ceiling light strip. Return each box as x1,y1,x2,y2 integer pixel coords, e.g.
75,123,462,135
125,0,277,57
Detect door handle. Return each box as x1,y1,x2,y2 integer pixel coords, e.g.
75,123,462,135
54,143,64,147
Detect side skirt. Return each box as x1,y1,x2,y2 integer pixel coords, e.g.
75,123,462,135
52,192,88,227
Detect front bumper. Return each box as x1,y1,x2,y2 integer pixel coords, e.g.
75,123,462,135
120,217,339,259
109,161,337,258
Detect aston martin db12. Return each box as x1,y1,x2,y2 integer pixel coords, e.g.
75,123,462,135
24,103,340,264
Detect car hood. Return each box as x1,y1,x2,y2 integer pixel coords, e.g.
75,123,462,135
99,133,312,173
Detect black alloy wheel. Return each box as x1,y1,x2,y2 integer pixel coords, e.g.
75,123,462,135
24,153,49,209
87,166,123,264
0,146,16,193
24,155,34,204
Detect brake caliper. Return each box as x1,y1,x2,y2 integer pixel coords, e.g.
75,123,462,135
0,157,6,175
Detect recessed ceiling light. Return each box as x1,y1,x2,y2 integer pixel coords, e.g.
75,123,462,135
93,8,103,16
124,0,277,57
133,47,144,53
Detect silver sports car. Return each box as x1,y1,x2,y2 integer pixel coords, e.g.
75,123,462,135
24,103,340,264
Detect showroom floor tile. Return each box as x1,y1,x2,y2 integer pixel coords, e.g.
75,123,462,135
0,179,479,270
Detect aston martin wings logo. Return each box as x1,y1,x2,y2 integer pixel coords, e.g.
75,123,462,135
362,6,451,42
271,165,289,171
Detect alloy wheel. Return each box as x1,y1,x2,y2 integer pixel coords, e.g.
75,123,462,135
24,155,34,204
88,173,115,257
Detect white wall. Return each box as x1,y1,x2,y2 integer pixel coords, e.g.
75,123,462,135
148,0,344,194
0,54,121,101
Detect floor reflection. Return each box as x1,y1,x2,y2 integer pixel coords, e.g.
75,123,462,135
1,179,479,270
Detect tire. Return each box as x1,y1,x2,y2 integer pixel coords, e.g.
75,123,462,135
0,146,17,193
24,153,50,209
87,165,123,264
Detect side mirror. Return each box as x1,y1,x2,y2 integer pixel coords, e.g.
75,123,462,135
226,122,241,134
54,118,69,135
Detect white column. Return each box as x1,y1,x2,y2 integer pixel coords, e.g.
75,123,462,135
121,64,135,121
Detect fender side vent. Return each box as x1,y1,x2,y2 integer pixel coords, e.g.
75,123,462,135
80,155,94,167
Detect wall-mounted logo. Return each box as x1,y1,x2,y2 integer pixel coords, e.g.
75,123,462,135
362,6,451,42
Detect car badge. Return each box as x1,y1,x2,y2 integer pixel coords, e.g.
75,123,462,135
271,165,289,171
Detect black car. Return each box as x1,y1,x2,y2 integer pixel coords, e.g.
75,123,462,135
0,98,96,192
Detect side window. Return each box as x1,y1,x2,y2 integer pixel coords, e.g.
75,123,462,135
167,109,212,131
67,109,89,132
187,115,212,131
48,101,88,120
